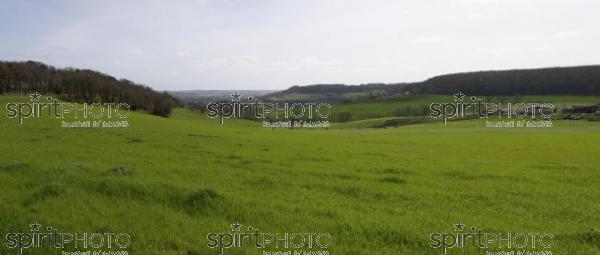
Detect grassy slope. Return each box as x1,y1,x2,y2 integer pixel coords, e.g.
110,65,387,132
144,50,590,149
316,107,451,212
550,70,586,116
1,96,599,254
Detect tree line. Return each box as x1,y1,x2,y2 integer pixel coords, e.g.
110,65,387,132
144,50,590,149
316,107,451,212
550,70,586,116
0,60,179,117
406,65,600,95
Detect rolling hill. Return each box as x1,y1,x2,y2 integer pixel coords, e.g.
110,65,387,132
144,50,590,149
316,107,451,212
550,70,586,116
268,65,600,101
0,60,179,117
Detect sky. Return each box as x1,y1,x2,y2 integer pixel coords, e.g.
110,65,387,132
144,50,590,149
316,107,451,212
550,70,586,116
1,0,599,91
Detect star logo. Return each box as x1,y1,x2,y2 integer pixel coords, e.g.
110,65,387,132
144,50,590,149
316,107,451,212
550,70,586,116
231,92,242,101
231,222,242,232
453,92,465,101
30,222,41,232
454,222,465,231
30,92,41,101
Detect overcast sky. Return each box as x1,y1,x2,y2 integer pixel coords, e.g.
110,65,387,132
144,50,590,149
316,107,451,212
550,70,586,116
1,0,599,90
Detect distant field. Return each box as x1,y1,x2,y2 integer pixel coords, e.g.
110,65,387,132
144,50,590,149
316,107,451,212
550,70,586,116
331,95,450,121
521,95,600,107
329,116,435,129
332,95,600,122
169,90,278,99
1,96,599,254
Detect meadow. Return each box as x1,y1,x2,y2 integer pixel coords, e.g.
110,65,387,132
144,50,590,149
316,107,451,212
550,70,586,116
0,96,599,254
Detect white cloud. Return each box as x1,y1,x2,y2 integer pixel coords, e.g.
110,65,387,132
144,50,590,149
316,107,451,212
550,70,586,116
175,51,189,58
534,45,554,52
553,30,584,38
508,34,543,41
300,57,339,67
413,36,449,44
478,47,515,56
460,0,502,4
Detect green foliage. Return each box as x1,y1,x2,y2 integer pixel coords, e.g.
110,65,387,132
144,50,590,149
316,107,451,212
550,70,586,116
0,60,179,117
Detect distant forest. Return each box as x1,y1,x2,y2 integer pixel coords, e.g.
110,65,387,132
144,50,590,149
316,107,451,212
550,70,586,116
0,61,178,117
273,65,600,97
409,65,600,95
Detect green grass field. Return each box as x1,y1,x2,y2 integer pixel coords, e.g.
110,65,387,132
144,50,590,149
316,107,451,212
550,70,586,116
1,96,600,254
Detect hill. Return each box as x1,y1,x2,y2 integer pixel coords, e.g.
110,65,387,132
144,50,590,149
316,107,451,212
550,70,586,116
0,60,178,117
269,65,600,100
410,65,600,95
266,83,411,102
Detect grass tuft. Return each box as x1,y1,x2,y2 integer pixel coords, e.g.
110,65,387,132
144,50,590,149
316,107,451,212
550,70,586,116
23,184,64,206
0,162,29,172
380,176,406,184
107,166,133,176
182,188,224,214
581,228,600,248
